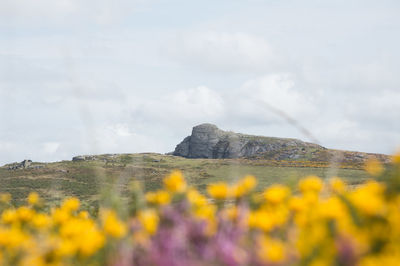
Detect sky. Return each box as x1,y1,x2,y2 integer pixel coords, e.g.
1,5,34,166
0,0,399,165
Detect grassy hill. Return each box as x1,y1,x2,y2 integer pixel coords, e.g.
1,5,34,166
0,153,373,209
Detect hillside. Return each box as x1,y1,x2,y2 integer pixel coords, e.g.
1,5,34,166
0,124,389,208
1,153,373,208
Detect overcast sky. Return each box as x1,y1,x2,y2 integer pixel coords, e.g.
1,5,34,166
0,0,399,165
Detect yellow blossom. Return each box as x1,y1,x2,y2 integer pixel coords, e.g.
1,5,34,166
264,184,290,204
329,177,346,193
31,213,51,229
299,175,323,194
56,239,77,257
365,159,384,176
0,227,30,248
258,237,286,263
78,228,105,256
288,196,306,212
194,204,216,221
207,182,229,200
240,175,257,191
248,210,275,232
61,197,80,212
17,206,34,222
101,209,127,238
2,209,18,224
350,181,385,216
138,209,159,235
223,205,239,221
78,211,89,219
392,151,400,164
318,197,346,220
230,175,257,198
27,192,40,206
146,190,171,205
187,188,207,206
52,208,70,224
163,170,187,193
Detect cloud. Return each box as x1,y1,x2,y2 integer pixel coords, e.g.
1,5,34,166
126,74,320,142
1,0,399,165
235,74,316,119
0,0,140,26
167,32,279,73
42,142,60,154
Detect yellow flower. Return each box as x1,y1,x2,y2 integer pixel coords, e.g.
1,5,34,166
138,209,159,235
31,213,51,229
2,209,17,224
258,237,286,263
240,175,257,191
17,206,34,222
60,218,87,238
163,171,187,193
329,177,346,193
223,205,239,221
187,188,207,206
299,176,323,194
56,239,77,257
61,197,80,212
264,184,290,204
230,175,257,198
248,210,275,232
207,182,229,200
350,181,385,216
230,184,245,198
101,209,127,238
27,192,40,206
288,196,306,212
145,192,157,203
52,208,70,224
78,228,105,256
364,159,384,176
146,190,171,205
392,151,400,164
194,204,216,221
318,197,345,220
78,211,89,219
0,227,30,248
0,193,11,204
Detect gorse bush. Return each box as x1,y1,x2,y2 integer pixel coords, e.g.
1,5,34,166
0,154,400,265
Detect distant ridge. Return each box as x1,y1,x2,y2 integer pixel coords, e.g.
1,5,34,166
172,124,389,163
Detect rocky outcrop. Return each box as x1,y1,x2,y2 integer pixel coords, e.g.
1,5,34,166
72,155,96,162
173,124,324,159
6,160,45,170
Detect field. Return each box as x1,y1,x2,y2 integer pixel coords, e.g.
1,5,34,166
0,153,370,208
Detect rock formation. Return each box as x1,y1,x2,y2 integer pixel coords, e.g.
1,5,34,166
172,124,390,163
6,160,45,170
172,124,324,159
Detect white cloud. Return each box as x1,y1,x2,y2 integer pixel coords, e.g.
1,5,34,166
42,142,60,154
0,0,140,26
131,86,225,126
1,0,399,165
236,74,316,119
108,124,134,137
171,86,225,118
167,32,279,73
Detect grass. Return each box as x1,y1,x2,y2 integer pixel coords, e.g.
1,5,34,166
0,153,371,207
